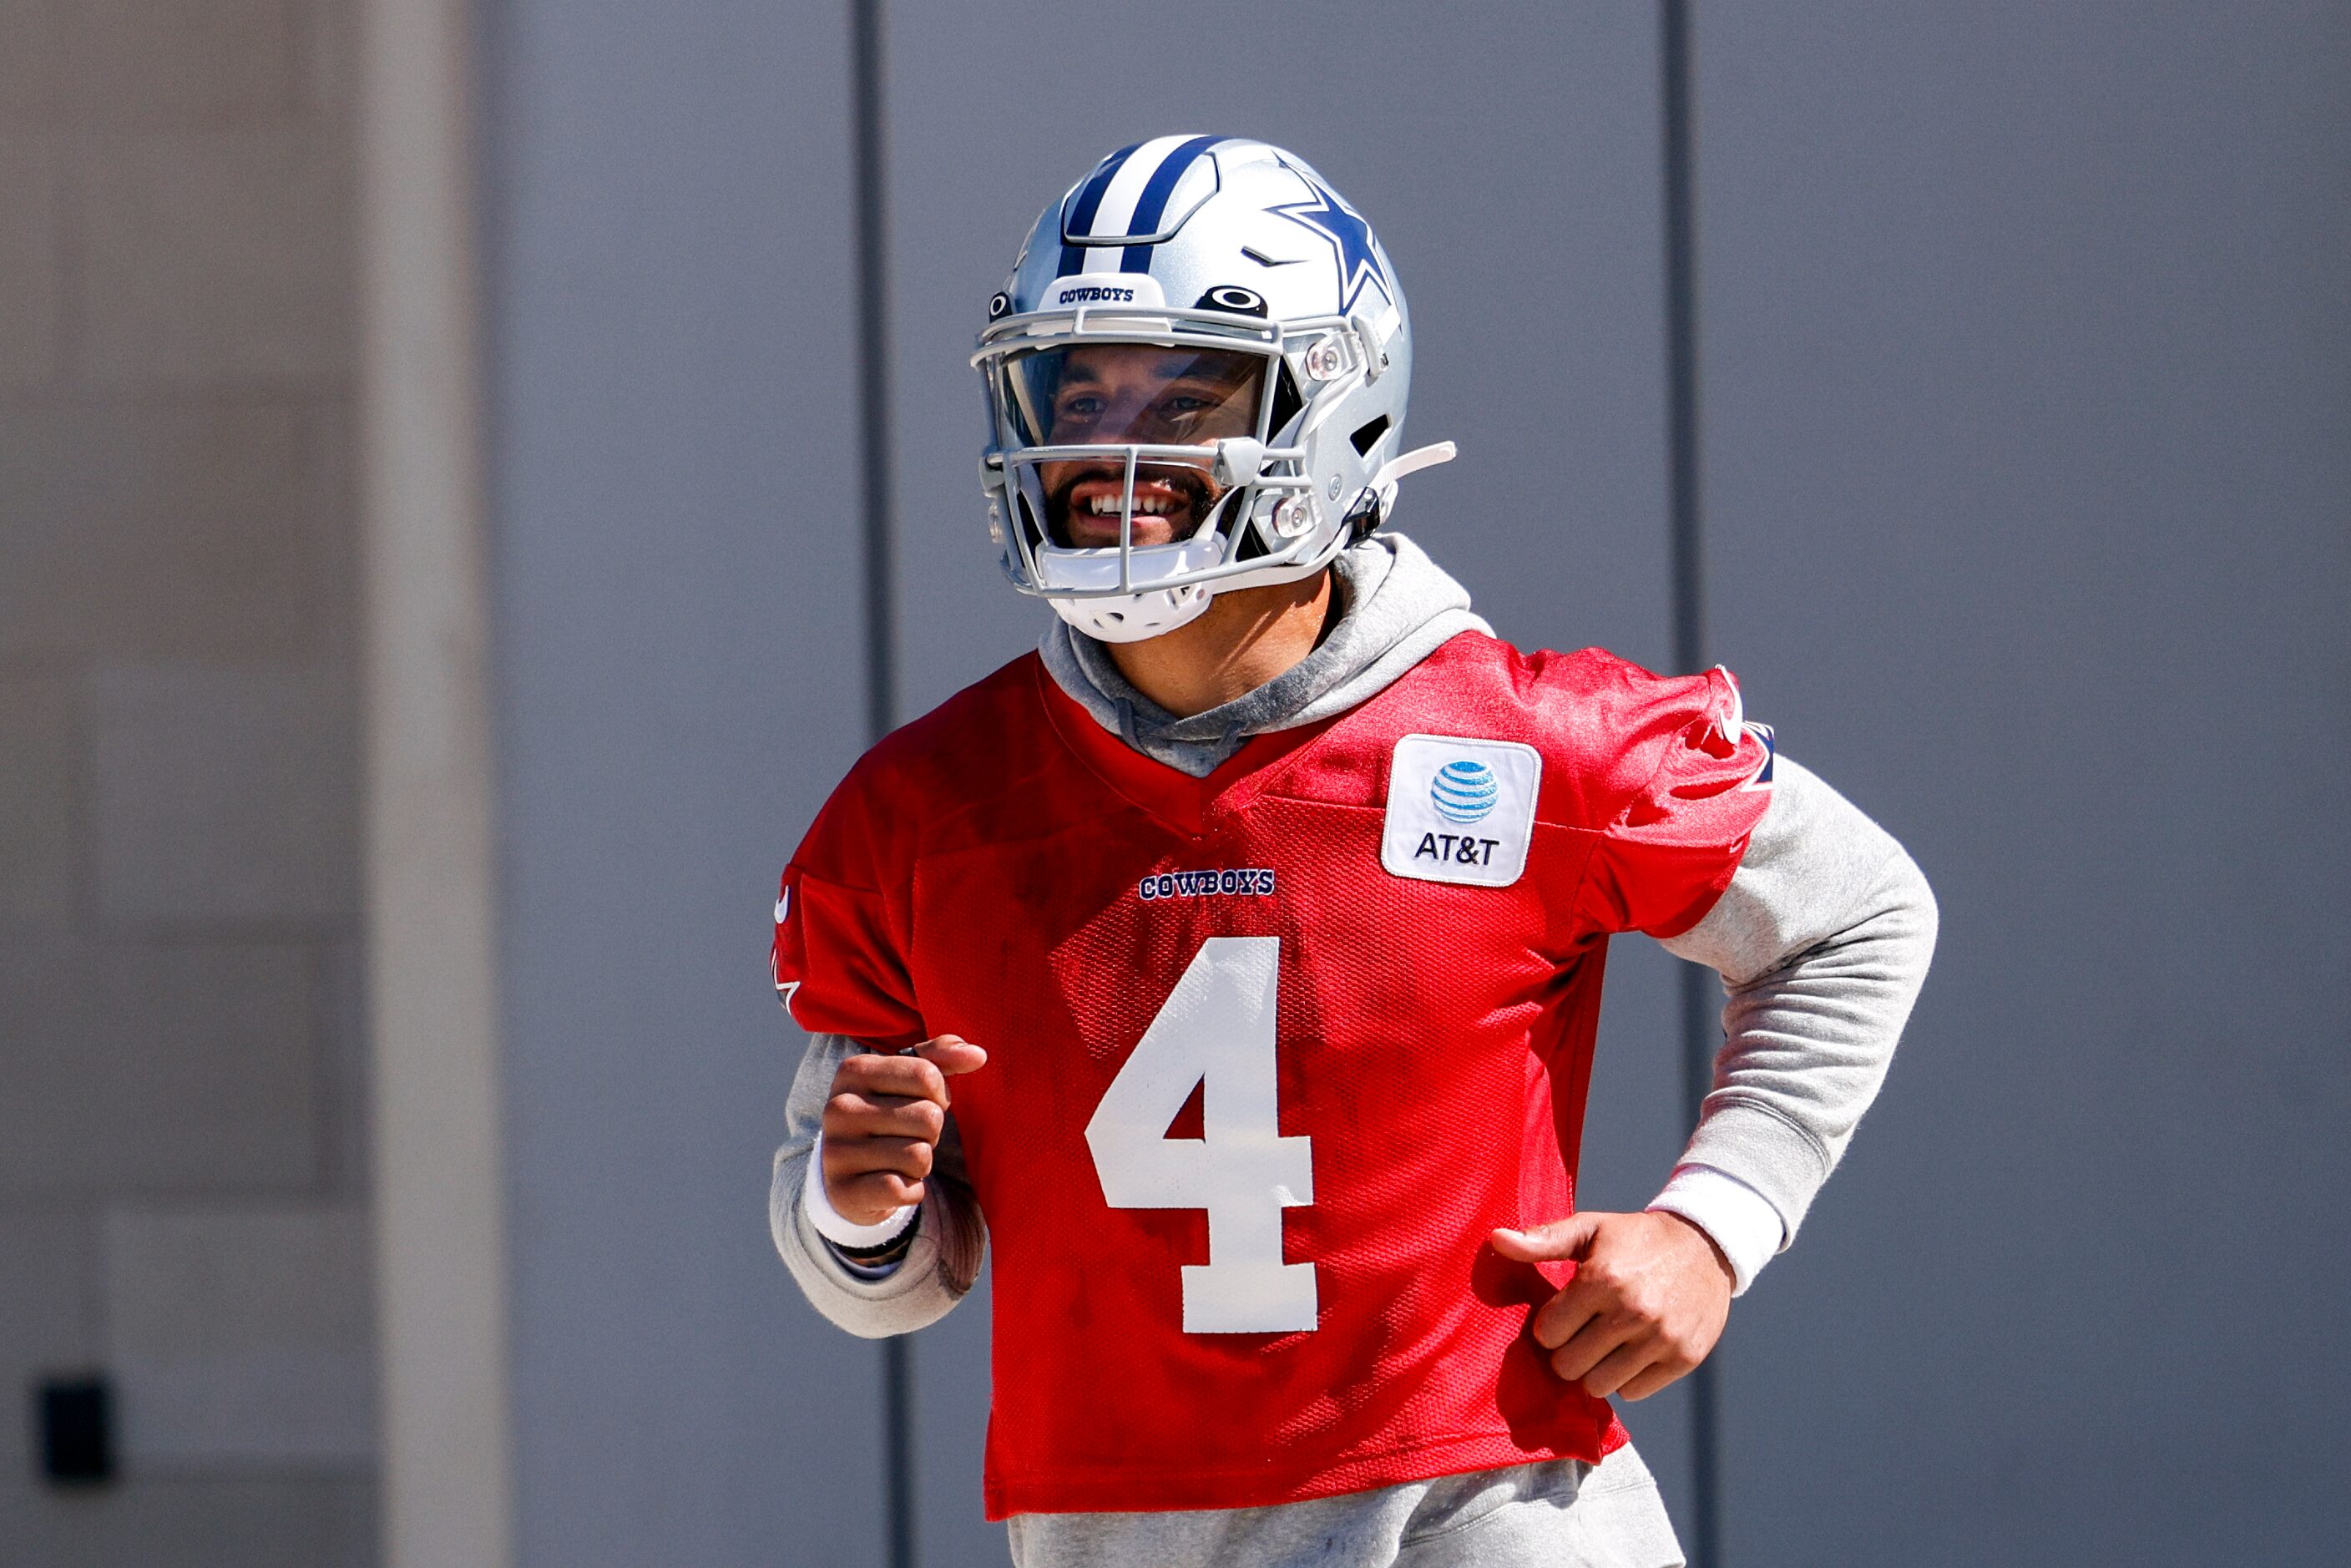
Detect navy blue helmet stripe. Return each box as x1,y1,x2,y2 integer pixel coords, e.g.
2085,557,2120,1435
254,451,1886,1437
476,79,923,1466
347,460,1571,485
1120,135,1223,272
1056,142,1141,277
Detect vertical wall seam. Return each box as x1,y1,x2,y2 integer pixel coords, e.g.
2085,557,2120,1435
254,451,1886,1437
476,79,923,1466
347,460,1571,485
1659,2,1723,1564
848,3,914,1568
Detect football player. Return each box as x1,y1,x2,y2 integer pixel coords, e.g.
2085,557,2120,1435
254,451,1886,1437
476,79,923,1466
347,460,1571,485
771,137,1935,1567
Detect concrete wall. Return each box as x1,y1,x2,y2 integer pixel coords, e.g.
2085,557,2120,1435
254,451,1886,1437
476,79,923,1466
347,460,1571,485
0,2,376,1563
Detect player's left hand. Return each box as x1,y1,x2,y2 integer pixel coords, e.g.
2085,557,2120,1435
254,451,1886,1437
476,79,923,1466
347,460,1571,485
1489,1211,1734,1401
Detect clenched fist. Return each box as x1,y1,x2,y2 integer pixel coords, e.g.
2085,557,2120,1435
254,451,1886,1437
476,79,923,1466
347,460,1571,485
821,1035,987,1226
1490,1210,1734,1401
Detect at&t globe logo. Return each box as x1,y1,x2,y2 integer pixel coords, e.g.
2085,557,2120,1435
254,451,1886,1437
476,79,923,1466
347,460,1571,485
1428,759,1498,825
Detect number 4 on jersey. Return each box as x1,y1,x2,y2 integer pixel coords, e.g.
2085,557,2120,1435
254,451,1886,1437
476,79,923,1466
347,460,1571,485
1084,936,1318,1333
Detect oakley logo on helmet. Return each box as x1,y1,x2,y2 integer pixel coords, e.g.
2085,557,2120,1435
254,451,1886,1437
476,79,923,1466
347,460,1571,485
1196,285,1267,316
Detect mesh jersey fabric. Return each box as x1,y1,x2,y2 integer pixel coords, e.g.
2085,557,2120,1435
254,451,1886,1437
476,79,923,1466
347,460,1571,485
772,631,1772,1518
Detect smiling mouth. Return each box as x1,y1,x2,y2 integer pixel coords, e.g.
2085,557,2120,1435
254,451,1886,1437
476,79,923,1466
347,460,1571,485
1054,468,1216,546
1080,489,1183,518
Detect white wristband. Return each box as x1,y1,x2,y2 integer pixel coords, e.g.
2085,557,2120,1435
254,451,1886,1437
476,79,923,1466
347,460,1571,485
1647,1164,1786,1297
801,1132,919,1249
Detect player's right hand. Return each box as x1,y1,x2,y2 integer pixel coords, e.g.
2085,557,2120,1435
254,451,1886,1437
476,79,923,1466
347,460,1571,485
821,1035,987,1226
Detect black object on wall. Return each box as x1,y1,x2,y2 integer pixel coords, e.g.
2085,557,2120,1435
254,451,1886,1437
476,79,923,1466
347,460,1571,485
37,1373,116,1487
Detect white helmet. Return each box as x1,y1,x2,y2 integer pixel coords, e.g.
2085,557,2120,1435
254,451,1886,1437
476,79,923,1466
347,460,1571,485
975,136,1455,642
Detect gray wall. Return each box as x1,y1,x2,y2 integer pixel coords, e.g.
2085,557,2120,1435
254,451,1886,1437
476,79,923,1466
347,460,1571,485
480,3,883,1565
1694,6,2351,1563
478,3,2348,1565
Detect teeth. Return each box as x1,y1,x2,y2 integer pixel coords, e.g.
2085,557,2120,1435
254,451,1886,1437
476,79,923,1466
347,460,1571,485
1087,493,1178,516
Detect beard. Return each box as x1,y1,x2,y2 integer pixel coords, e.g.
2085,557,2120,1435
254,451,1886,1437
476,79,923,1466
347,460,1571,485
1045,462,1221,547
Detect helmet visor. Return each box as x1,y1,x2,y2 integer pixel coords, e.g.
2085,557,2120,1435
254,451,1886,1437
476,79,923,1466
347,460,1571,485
997,343,1269,549
999,342,1268,449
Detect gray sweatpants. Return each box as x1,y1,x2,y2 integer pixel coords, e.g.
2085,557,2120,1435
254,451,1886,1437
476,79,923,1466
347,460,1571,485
1005,1443,1685,1568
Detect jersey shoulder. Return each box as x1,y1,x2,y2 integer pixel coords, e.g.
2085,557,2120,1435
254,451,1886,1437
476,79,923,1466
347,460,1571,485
858,652,1052,792
795,652,1065,882
1384,632,1748,824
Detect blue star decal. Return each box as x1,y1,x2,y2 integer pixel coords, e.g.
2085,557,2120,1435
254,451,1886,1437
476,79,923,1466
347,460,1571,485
1272,173,1391,316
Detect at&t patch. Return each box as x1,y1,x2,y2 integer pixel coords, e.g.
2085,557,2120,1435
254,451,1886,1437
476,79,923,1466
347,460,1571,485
1379,734,1542,888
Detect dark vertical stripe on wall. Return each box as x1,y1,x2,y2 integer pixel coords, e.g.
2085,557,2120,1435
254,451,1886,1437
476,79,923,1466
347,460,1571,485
852,0,899,748
1661,1,1704,688
848,4,913,1568
1660,2,1723,1564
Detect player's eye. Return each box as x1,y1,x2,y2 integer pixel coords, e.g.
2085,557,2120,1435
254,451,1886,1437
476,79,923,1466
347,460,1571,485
1056,393,1105,422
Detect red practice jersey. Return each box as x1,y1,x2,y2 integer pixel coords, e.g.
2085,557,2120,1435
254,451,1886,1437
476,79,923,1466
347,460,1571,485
772,631,1773,1518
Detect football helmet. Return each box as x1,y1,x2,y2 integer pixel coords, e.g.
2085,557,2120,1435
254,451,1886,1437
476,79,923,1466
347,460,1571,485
975,136,1454,642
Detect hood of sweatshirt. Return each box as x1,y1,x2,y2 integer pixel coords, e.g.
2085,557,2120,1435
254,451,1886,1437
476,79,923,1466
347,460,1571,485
1036,532,1492,777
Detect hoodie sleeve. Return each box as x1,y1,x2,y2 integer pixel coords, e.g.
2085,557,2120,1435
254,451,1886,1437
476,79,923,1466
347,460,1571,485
1650,755,1938,1288
771,1029,986,1338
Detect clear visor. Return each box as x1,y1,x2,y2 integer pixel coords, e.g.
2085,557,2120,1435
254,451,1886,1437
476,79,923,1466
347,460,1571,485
999,342,1268,449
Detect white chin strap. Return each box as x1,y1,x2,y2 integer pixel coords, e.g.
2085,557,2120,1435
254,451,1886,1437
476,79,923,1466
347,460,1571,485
1037,531,1225,643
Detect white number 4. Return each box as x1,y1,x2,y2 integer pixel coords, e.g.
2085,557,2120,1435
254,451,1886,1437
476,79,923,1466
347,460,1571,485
1084,936,1317,1333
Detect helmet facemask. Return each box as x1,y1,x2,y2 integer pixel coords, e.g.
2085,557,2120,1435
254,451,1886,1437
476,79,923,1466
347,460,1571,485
1009,341,1262,548
978,309,1343,641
